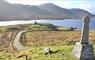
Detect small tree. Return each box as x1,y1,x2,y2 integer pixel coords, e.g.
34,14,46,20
69,27,74,31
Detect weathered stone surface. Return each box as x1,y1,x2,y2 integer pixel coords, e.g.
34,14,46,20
72,16,95,60
44,48,51,55
80,43,94,60
72,42,94,60
72,42,82,58
81,16,90,44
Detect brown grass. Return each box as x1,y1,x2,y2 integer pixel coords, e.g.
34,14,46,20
0,32,17,51
25,30,95,46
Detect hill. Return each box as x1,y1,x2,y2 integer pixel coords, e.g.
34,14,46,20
0,0,93,20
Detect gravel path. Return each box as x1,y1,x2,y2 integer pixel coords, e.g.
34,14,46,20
13,30,29,50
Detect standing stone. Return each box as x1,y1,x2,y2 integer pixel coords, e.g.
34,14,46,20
81,16,90,44
72,16,94,60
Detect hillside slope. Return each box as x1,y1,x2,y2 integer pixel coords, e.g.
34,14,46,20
0,0,92,20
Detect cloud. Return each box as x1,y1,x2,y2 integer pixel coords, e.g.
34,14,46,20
79,1,95,14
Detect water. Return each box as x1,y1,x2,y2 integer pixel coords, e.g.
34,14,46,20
43,19,95,30
0,19,95,30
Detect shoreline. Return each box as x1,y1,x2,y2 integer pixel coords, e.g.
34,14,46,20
0,20,94,31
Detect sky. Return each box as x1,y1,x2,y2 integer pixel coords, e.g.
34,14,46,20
6,0,95,14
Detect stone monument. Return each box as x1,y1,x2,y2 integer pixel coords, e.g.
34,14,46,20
72,16,94,60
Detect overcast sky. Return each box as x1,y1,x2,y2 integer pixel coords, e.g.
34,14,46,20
6,0,95,14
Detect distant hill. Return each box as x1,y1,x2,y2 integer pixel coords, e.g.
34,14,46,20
0,0,93,20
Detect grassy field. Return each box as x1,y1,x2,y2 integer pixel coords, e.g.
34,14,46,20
0,23,95,60
0,30,94,60
0,45,95,60
24,30,95,47
0,45,77,60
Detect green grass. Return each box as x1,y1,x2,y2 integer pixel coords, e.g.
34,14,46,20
29,46,77,60
0,44,95,60
0,45,78,60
